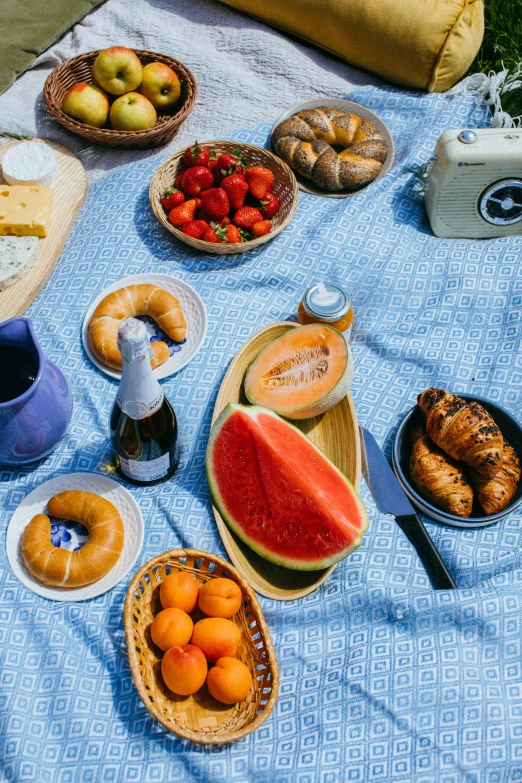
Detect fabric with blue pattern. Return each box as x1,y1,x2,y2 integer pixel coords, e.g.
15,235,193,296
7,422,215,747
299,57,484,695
1,85,522,783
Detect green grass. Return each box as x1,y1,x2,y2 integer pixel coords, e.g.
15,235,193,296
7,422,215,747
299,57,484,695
470,0,522,120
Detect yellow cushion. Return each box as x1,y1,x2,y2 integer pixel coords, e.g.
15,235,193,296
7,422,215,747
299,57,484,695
218,0,484,92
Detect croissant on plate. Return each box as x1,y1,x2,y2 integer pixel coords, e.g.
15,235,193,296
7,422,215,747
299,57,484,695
417,388,504,478
409,425,474,517
470,439,521,515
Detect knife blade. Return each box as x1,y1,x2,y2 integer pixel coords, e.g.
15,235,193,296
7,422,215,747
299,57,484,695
360,427,457,590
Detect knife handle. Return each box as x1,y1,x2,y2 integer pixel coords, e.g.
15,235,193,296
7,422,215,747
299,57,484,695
395,514,457,590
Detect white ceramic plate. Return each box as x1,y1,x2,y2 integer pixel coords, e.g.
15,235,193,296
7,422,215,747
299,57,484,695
6,472,144,601
269,98,395,199
82,273,207,380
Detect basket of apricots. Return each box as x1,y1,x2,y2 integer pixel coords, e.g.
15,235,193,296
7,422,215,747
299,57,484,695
124,548,279,743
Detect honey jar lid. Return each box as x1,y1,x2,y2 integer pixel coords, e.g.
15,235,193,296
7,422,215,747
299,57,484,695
303,282,350,321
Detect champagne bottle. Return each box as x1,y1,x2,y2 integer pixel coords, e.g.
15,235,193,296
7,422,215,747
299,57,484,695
110,318,179,485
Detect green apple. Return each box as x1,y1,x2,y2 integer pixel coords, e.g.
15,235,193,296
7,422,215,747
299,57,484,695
109,92,157,131
92,47,143,96
138,62,181,110
62,82,110,128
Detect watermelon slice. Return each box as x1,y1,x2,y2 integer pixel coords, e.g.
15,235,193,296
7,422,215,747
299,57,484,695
206,404,368,570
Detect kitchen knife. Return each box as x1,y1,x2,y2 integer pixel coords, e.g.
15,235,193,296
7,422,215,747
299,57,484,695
360,427,456,590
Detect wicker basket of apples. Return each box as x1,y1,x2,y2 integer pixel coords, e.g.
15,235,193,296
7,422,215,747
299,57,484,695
149,140,299,254
43,47,197,148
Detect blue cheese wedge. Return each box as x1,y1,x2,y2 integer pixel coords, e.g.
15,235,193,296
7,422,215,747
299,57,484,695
0,236,40,291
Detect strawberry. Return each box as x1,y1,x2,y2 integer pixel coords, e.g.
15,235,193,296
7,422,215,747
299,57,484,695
245,166,274,199
183,141,211,168
221,173,249,211
160,187,185,210
203,222,242,244
181,220,209,239
233,206,263,229
200,188,230,220
175,172,184,190
168,199,197,226
213,148,248,182
197,210,231,225
181,166,214,196
258,192,280,219
251,220,272,238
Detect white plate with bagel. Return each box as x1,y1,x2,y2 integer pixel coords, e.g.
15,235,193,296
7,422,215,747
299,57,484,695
269,98,395,198
6,473,144,601
82,273,207,380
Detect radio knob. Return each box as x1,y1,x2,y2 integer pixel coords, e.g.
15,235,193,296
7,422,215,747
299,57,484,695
458,130,478,144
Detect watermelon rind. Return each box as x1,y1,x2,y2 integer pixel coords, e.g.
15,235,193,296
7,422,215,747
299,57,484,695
206,403,368,571
244,325,354,420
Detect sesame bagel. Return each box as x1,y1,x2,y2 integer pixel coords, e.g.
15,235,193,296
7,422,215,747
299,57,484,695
272,107,388,192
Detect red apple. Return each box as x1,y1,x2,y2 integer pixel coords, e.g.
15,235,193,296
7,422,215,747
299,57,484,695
138,62,181,109
92,47,143,95
109,92,157,131
62,82,109,128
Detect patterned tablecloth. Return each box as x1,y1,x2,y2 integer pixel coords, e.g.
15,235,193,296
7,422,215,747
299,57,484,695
2,86,522,783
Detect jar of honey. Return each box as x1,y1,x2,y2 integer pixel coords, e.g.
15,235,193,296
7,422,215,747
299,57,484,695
298,282,354,338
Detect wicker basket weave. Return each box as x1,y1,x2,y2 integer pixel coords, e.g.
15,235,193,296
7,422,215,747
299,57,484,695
124,549,279,744
43,50,197,149
149,141,299,254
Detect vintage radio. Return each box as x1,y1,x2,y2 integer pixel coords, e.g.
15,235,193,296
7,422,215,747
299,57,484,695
424,128,522,239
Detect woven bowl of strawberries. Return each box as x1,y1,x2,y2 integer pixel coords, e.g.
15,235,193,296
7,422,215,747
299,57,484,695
149,140,299,254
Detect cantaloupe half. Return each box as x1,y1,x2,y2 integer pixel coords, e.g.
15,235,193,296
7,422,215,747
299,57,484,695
244,324,352,419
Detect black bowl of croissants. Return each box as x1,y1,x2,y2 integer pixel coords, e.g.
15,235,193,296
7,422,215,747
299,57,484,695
393,389,522,528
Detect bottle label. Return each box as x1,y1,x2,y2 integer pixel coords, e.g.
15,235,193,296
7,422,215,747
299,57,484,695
117,387,164,420
119,452,171,481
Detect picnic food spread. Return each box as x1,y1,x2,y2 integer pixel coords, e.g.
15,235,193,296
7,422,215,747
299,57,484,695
272,106,388,191
2,38,522,752
21,490,124,587
88,283,186,370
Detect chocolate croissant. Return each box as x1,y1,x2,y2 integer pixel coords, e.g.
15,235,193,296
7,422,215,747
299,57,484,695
409,425,474,517
417,389,504,478
470,440,521,515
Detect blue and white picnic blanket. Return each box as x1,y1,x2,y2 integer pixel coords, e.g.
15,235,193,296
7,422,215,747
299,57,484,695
2,85,522,783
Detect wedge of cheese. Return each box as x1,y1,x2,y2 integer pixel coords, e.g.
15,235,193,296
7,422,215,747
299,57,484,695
0,186,53,237
0,236,40,291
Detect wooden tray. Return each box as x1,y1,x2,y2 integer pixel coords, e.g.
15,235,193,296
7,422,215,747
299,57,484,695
0,139,87,320
210,321,361,601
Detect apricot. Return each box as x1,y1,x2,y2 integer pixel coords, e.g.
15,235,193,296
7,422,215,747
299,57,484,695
207,657,252,704
191,617,241,662
160,571,199,613
151,607,193,652
198,577,242,618
161,644,208,696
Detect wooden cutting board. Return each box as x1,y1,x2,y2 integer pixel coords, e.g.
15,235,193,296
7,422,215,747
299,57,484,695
210,321,362,601
0,139,87,320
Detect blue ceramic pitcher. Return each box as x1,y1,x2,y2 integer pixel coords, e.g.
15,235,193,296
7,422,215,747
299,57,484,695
0,317,73,466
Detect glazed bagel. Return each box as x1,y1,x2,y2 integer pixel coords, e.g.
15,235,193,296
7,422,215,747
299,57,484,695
88,284,186,371
272,107,388,192
21,490,125,588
